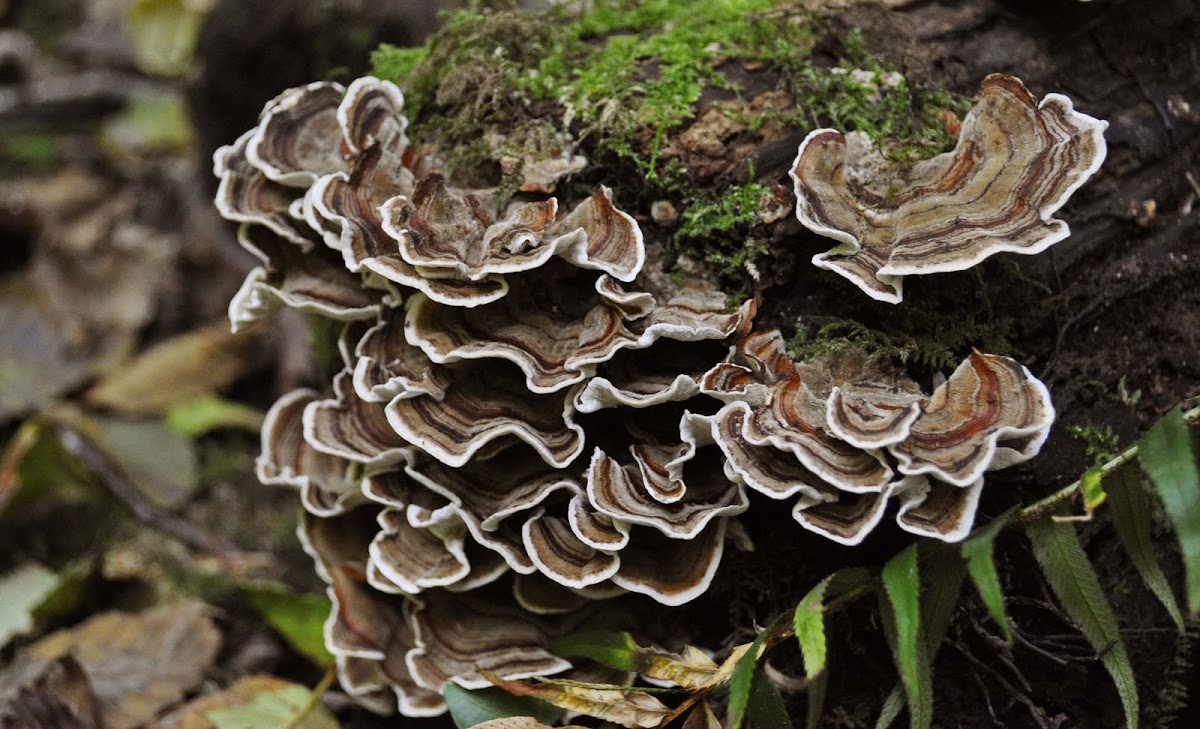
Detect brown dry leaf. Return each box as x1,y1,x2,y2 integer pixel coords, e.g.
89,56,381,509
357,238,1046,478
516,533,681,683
0,274,129,422
707,642,754,688
153,675,287,729
680,701,721,729
468,719,589,729
640,646,719,689
0,601,220,729
44,404,199,510
481,671,671,729
26,175,176,341
85,321,260,415
153,675,335,729
0,655,104,729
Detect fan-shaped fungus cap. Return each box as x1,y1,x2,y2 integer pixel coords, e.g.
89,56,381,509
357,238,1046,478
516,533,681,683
791,74,1108,302
888,351,1055,486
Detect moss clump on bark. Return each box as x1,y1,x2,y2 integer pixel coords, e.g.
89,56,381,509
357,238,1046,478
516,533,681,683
369,0,964,192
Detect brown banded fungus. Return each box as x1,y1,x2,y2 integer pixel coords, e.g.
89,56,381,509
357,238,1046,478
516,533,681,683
216,74,1066,717
791,74,1108,303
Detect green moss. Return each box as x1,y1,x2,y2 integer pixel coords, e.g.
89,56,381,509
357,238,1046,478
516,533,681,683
787,310,1014,374
1067,421,1122,466
676,182,768,241
367,1,967,191
671,180,770,289
0,133,59,171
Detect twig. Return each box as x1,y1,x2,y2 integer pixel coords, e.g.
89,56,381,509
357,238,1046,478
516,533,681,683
50,422,279,576
1015,403,1200,523
284,665,337,729
946,638,1054,729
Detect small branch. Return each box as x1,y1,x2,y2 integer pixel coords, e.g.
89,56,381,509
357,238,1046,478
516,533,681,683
49,421,280,577
1016,404,1200,523
283,665,337,729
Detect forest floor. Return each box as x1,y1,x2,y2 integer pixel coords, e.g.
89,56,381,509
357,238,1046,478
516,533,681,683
1,0,1198,728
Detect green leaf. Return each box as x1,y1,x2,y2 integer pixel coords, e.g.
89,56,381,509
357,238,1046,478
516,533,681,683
1138,407,1200,614
747,667,794,729
793,567,870,729
874,684,906,729
881,543,931,729
726,616,779,729
1107,462,1186,631
1027,519,1138,728
166,395,265,437
244,583,334,667
961,508,1016,641
921,545,966,651
128,0,211,77
549,630,640,672
443,684,560,729
0,563,60,648
1081,466,1108,516
206,683,339,729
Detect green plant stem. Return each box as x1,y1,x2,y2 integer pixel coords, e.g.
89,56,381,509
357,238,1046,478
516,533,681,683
283,665,336,729
1016,404,1200,523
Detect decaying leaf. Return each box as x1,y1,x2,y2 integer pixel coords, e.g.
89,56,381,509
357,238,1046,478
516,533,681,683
0,275,128,423
0,655,103,729
204,682,338,729
639,645,719,689
79,414,199,509
85,321,260,416
681,702,721,729
550,631,719,689
466,718,588,729
0,601,221,729
481,670,671,729
0,564,61,649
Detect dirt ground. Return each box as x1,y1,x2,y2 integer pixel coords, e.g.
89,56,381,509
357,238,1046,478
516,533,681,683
1,0,1198,727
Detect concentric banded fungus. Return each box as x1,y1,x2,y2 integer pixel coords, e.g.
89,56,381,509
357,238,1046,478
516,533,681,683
700,335,1054,545
217,74,1066,717
791,73,1108,302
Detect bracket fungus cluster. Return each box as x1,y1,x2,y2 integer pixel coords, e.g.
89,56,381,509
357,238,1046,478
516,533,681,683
215,71,1095,717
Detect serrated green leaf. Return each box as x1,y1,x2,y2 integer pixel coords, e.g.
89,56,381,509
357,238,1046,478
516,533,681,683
921,545,966,651
793,567,870,729
549,630,640,672
1107,462,1185,631
726,616,779,729
875,684,905,729
881,543,931,729
794,577,832,679
1027,519,1138,728
747,667,794,729
1138,407,1200,614
961,508,1016,641
244,583,334,667
443,684,559,729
